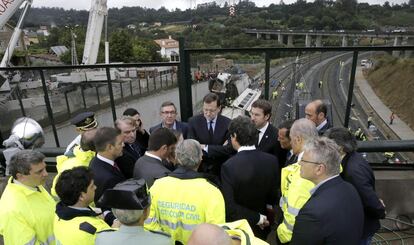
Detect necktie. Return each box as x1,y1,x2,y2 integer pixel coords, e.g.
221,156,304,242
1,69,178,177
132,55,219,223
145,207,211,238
257,129,262,145
208,121,214,141
113,162,121,172
129,144,141,157
286,151,292,159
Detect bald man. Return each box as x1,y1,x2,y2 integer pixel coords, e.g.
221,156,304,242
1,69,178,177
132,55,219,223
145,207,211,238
304,100,331,135
188,224,233,245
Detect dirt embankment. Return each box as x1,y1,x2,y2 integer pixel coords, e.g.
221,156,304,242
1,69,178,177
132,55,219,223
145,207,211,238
366,56,414,130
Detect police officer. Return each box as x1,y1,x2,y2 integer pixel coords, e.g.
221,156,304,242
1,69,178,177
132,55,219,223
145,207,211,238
54,167,111,244
65,111,98,156
96,179,171,245
0,150,56,245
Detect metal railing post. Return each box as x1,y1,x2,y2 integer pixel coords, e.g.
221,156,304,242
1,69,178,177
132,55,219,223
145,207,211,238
95,86,101,105
160,73,163,88
129,80,133,96
64,91,71,115
105,67,117,122
120,82,124,99
264,51,270,100
16,85,26,116
39,70,60,147
178,38,193,121
138,78,142,94
80,84,87,108
344,51,358,128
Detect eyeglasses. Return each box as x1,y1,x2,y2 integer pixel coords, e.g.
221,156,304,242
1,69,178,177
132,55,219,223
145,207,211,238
300,159,324,165
161,111,177,115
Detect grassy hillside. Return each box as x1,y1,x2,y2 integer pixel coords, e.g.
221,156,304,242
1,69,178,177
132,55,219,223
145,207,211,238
367,55,414,130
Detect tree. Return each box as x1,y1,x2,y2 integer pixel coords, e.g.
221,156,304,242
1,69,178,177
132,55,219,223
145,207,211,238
109,30,134,62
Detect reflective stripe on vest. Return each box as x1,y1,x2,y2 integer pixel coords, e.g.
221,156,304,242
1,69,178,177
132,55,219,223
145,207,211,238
41,235,55,245
145,216,196,231
280,196,300,217
283,218,294,232
25,237,36,245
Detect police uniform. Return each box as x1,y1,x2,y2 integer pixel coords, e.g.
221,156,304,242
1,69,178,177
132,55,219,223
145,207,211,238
65,112,98,156
0,178,56,245
96,178,171,245
51,146,96,199
54,202,111,245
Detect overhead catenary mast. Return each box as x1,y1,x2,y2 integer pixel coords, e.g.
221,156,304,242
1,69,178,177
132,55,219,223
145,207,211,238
82,0,108,65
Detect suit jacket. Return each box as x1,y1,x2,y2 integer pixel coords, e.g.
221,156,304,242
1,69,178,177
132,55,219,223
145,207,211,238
89,157,126,205
188,114,231,175
133,154,171,188
341,151,385,238
208,123,286,173
115,141,145,179
221,150,280,240
317,119,332,136
257,124,287,169
291,176,364,245
149,121,189,139
136,130,150,150
187,114,230,145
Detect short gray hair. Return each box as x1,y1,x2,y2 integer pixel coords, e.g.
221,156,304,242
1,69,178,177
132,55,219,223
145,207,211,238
112,208,144,225
9,150,45,179
175,139,202,168
304,137,341,176
290,118,318,142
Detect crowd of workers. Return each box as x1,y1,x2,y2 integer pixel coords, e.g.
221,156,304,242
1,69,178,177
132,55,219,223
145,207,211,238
0,92,386,245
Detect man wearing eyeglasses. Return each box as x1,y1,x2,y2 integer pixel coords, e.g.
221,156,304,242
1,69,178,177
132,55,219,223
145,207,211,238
150,101,188,139
290,137,363,245
277,118,318,244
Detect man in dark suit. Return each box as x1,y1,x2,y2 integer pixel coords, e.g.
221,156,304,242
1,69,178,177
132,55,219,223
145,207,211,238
115,116,146,178
150,101,188,139
89,127,126,225
188,93,231,174
207,99,286,172
291,137,364,245
123,108,150,149
250,99,286,167
133,128,177,188
325,127,385,244
277,120,296,167
221,116,279,240
305,100,331,135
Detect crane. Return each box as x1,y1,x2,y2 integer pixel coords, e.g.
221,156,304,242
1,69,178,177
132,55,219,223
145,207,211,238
0,0,33,91
82,0,108,65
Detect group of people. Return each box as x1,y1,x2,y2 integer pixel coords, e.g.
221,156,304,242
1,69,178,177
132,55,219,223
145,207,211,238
0,92,386,245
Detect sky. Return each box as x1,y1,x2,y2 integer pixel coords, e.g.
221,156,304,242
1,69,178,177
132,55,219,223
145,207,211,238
32,0,408,11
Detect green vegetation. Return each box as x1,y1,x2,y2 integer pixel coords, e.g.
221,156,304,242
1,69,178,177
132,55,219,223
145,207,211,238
23,0,413,64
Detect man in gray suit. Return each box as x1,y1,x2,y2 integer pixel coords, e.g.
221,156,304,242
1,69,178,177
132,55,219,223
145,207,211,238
96,179,170,245
133,128,177,187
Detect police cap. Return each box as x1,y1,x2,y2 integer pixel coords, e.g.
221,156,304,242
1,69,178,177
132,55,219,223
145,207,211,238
98,179,150,210
70,112,97,130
